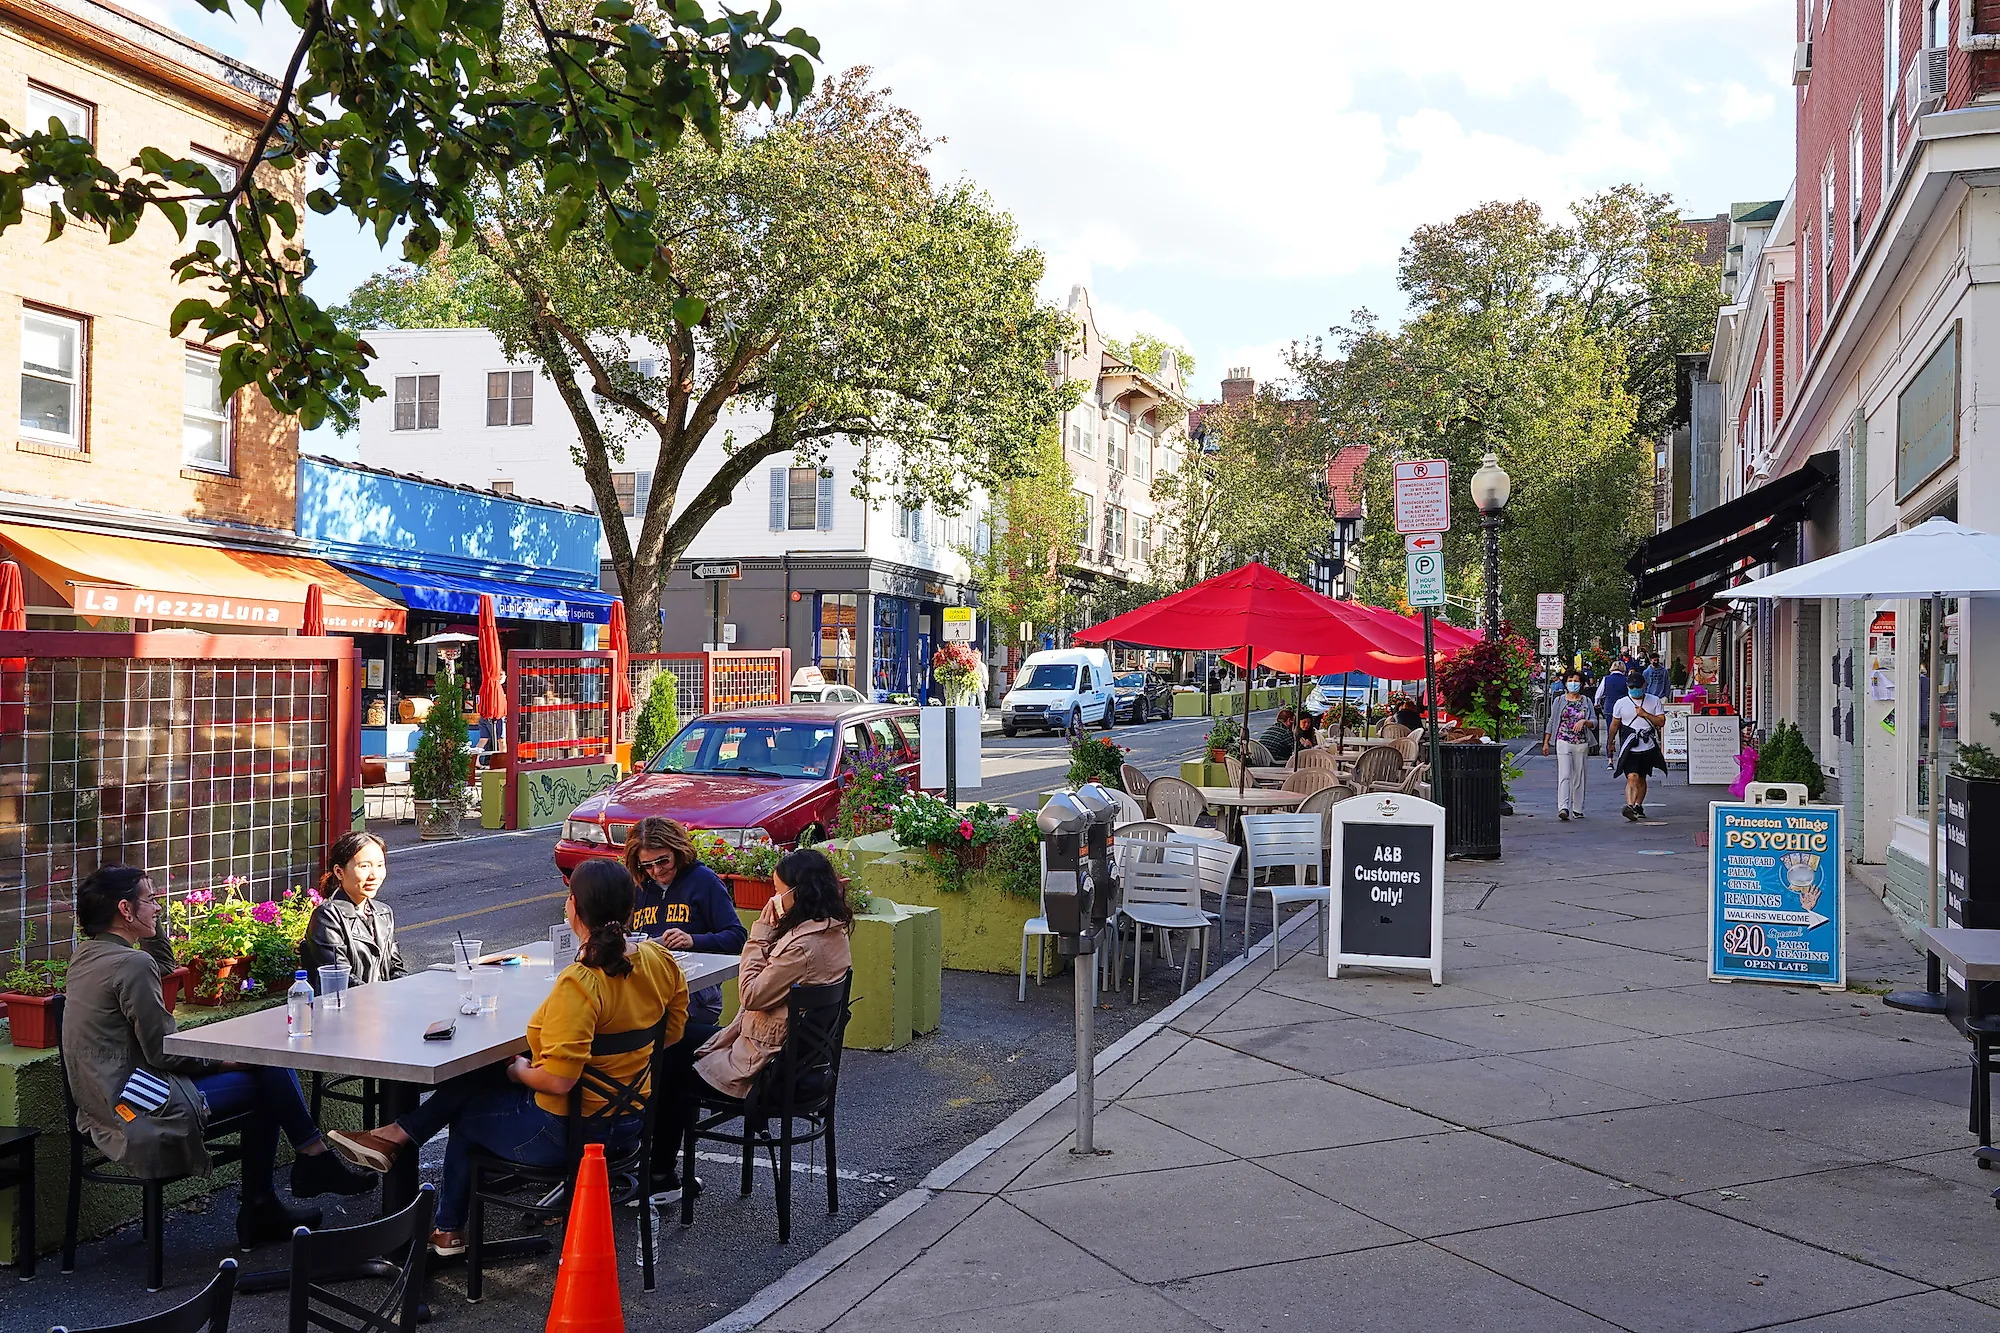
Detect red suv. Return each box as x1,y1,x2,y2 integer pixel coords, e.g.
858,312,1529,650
553,703,921,877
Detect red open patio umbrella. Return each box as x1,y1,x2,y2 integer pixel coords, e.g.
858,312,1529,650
476,594,506,724
301,582,326,636
608,598,634,718
1076,563,1423,790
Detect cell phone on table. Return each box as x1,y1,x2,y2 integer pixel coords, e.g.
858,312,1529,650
423,1019,456,1041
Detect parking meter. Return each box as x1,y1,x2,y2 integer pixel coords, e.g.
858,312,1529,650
1071,783,1119,933
1036,794,1092,951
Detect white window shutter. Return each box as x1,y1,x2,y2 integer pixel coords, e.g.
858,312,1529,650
768,468,787,531
817,471,836,530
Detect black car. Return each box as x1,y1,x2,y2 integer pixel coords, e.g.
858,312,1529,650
1112,671,1172,723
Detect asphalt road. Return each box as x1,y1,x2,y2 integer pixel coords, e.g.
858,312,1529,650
9,710,1279,1333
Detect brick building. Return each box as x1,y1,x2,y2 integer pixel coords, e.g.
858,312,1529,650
0,0,395,631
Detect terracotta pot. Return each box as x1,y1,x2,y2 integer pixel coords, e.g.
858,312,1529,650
163,966,189,1014
1209,748,1227,763
3,991,60,1048
729,876,776,911
186,956,251,1006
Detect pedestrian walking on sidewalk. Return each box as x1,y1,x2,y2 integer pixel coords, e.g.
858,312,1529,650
1542,668,1597,820
1609,680,1668,821
1642,653,1670,700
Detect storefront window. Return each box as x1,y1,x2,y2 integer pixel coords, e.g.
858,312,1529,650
873,595,911,697
816,593,858,685
1912,594,1960,815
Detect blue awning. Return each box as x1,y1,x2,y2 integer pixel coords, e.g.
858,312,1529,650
337,561,615,625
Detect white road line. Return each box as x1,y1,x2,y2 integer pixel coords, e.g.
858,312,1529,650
690,1150,885,1183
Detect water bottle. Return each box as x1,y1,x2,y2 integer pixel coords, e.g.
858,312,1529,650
286,970,314,1039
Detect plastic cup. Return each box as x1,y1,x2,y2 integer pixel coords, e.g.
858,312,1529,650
453,939,483,975
317,964,350,1011
480,992,499,1014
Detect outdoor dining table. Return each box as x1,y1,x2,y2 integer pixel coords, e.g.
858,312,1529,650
1197,785,1306,840
164,941,739,1219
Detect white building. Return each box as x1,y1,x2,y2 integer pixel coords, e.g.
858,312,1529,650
351,327,985,697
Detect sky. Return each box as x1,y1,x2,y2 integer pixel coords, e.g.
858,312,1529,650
144,0,1798,407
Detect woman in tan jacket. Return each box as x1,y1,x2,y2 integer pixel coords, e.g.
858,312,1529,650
692,848,852,1099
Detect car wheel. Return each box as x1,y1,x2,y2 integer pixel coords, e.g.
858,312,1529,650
1098,702,1113,731
1002,725,1017,737
1069,708,1082,734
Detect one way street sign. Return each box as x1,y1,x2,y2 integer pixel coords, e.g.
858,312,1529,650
691,562,742,580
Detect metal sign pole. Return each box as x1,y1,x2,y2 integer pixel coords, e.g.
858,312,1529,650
944,704,959,808
1423,610,1442,790
1073,927,1094,1153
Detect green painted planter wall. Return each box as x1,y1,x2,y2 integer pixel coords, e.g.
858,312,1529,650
0,995,310,1265
829,834,1040,974
719,902,941,1051
1180,760,1229,787
1172,692,1207,718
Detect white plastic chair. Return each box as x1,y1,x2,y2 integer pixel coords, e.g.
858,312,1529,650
1241,812,1330,970
1165,833,1242,966
1117,860,1209,1001
1105,787,1146,825
1021,841,1111,1000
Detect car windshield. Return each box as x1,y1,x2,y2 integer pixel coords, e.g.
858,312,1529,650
649,720,839,778
1116,672,1146,689
1022,664,1077,690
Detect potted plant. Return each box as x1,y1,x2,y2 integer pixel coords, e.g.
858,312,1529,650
695,833,783,911
2,928,68,1048
835,748,908,839
1205,715,1239,764
889,795,1017,893
931,641,983,707
1065,733,1126,791
412,670,471,840
171,881,259,1005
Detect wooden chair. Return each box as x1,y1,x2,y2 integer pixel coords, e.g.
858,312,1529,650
51,1259,237,1333
286,1186,433,1333
54,997,255,1292
464,1017,669,1298
1280,768,1337,796
1145,775,1206,826
1118,764,1153,812
683,973,853,1244
1351,746,1405,792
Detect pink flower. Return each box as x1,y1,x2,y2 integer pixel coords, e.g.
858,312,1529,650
188,889,213,906
959,819,974,839
250,901,281,925
308,890,323,905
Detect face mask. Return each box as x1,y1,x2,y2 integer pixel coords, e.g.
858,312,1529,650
1565,681,1580,694
1628,687,1645,700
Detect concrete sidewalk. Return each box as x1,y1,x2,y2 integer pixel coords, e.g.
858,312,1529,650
722,753,2000,1332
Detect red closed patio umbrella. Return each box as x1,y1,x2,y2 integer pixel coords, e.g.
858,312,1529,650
476,594,506,723
1,560,25,735
0,560,24,632
608,599,634,717
301,582,325,636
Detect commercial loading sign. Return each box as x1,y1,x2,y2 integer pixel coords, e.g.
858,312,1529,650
1707,802,1845,988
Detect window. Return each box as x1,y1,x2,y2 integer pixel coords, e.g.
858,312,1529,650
816,592,859,685
1073,492,1093,550
1850,118,1864,255
1929,0,1949,48
896,495,925,542
1801,229,1813,354
1135,429,1152,481
393,374,438,430
1103,503,1126,559
189,148,240,262
788,467,821,530
19,308,85,447
612,471,637,516
485,370,533,426
1821,163,1836,286
24,86,91,208
1885,0,1902,183
1105,417,1127,473
1069,411,1093,457
1137,515,1152,563
489,480,515,495
181,349,231,471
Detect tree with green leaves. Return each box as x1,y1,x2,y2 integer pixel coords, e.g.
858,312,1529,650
1150,380,1333,591
963,425,1081,648
1105,333,1194,387
340,70,1073,650
1294,187,1719,652
0,0,819,430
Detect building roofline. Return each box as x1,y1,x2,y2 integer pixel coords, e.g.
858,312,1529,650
301,453,597,517
2,0,282,118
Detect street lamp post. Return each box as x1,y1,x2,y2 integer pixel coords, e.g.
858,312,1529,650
1469,450,1512,640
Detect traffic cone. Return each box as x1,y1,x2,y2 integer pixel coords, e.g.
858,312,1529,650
546,1143,624,1333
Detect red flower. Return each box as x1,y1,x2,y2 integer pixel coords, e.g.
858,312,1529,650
959,819,974,839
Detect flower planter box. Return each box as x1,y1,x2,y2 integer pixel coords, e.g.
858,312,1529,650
184,957,252,1006
2,992,59,1048
1181,760,1229,787
728,876,777,912
1172,691,1208,718
824,833,1037,974
721,899,942,1050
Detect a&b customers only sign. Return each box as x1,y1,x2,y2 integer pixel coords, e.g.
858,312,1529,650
1707,801,1845,988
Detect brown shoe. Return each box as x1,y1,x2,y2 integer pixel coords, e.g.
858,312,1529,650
429,1229,466,1258
326,1128,401,1174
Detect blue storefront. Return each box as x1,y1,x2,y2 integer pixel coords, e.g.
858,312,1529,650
295,457,610,754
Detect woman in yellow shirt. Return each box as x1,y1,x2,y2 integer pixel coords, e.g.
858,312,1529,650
330,860,687,1255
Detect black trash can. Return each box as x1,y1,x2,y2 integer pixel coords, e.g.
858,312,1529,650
1439,742,1503,860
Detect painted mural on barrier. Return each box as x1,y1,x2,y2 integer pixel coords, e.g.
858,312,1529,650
519,763,621,828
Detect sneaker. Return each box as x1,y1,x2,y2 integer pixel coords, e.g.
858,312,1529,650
428,1229,467,1258
1572,810,1585,819
1633,805,1646,820
1622,804,1639,822
326,1128,401,1174
1558,809,1570,821
236,1194,321,1249
292,1147,378,1198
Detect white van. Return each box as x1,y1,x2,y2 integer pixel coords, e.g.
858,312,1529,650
1000,648,1115,737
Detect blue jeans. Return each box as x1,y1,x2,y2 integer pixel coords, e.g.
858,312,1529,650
395,1064,639,1232
195,1067,320,1201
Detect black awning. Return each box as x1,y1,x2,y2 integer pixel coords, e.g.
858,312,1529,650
1631,524,1793,604
1627,453,1837,576
1658,573,1737,615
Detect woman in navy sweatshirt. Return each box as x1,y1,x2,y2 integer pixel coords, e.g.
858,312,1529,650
621,817,748,1030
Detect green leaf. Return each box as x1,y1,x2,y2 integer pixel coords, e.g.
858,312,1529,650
670,296,706,328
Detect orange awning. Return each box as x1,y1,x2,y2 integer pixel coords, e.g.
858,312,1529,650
0,524,407,634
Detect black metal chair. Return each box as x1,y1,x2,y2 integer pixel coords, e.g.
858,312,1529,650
681,971,853,1243
462,1016,669,1301
2,1124,40,1279
51,996,255,1292
284,1185,434,1333
49,1256,236,1333
1966,1014,2000,1170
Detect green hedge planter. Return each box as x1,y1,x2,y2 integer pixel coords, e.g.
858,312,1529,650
718,899,941,1051
0,993,295,1267
827,833,1040,974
